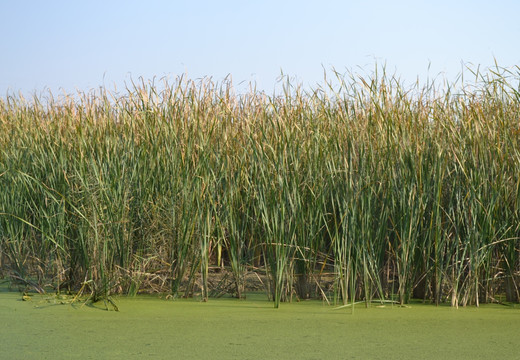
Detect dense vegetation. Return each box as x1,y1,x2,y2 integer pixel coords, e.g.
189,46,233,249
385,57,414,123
1,67,519,307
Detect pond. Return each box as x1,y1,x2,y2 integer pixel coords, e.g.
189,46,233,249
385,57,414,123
1,290,519,359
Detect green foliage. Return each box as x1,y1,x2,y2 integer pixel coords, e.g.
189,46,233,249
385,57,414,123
1,66,519,306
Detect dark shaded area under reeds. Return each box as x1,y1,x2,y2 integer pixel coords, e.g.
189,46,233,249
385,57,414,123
1,67,519,307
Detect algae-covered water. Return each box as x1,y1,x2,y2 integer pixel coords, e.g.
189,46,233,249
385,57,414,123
1,290,519,359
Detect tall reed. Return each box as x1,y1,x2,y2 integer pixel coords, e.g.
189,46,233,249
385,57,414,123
1,66,519,307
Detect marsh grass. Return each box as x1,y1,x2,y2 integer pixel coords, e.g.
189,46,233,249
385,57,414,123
1,66,519,307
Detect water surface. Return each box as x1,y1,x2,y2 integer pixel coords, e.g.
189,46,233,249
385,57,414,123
1,290,519,359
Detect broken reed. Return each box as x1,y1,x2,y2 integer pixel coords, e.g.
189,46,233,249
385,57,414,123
1,67,519,307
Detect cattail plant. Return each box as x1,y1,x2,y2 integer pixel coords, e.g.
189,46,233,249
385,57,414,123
1,66,519,307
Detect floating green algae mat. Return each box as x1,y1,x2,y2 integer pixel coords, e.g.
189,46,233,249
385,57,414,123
1,291,519,360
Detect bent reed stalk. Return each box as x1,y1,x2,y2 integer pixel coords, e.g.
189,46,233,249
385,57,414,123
1,66,519,307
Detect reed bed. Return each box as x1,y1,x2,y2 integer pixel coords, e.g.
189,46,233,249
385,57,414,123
1,67,519,307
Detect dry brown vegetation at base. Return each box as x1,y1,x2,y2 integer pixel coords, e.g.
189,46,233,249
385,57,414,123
1,66,519,307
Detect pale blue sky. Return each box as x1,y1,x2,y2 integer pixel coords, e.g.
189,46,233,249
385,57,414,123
1,0,519,96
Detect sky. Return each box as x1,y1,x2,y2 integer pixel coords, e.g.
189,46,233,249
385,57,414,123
1,0,519,97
